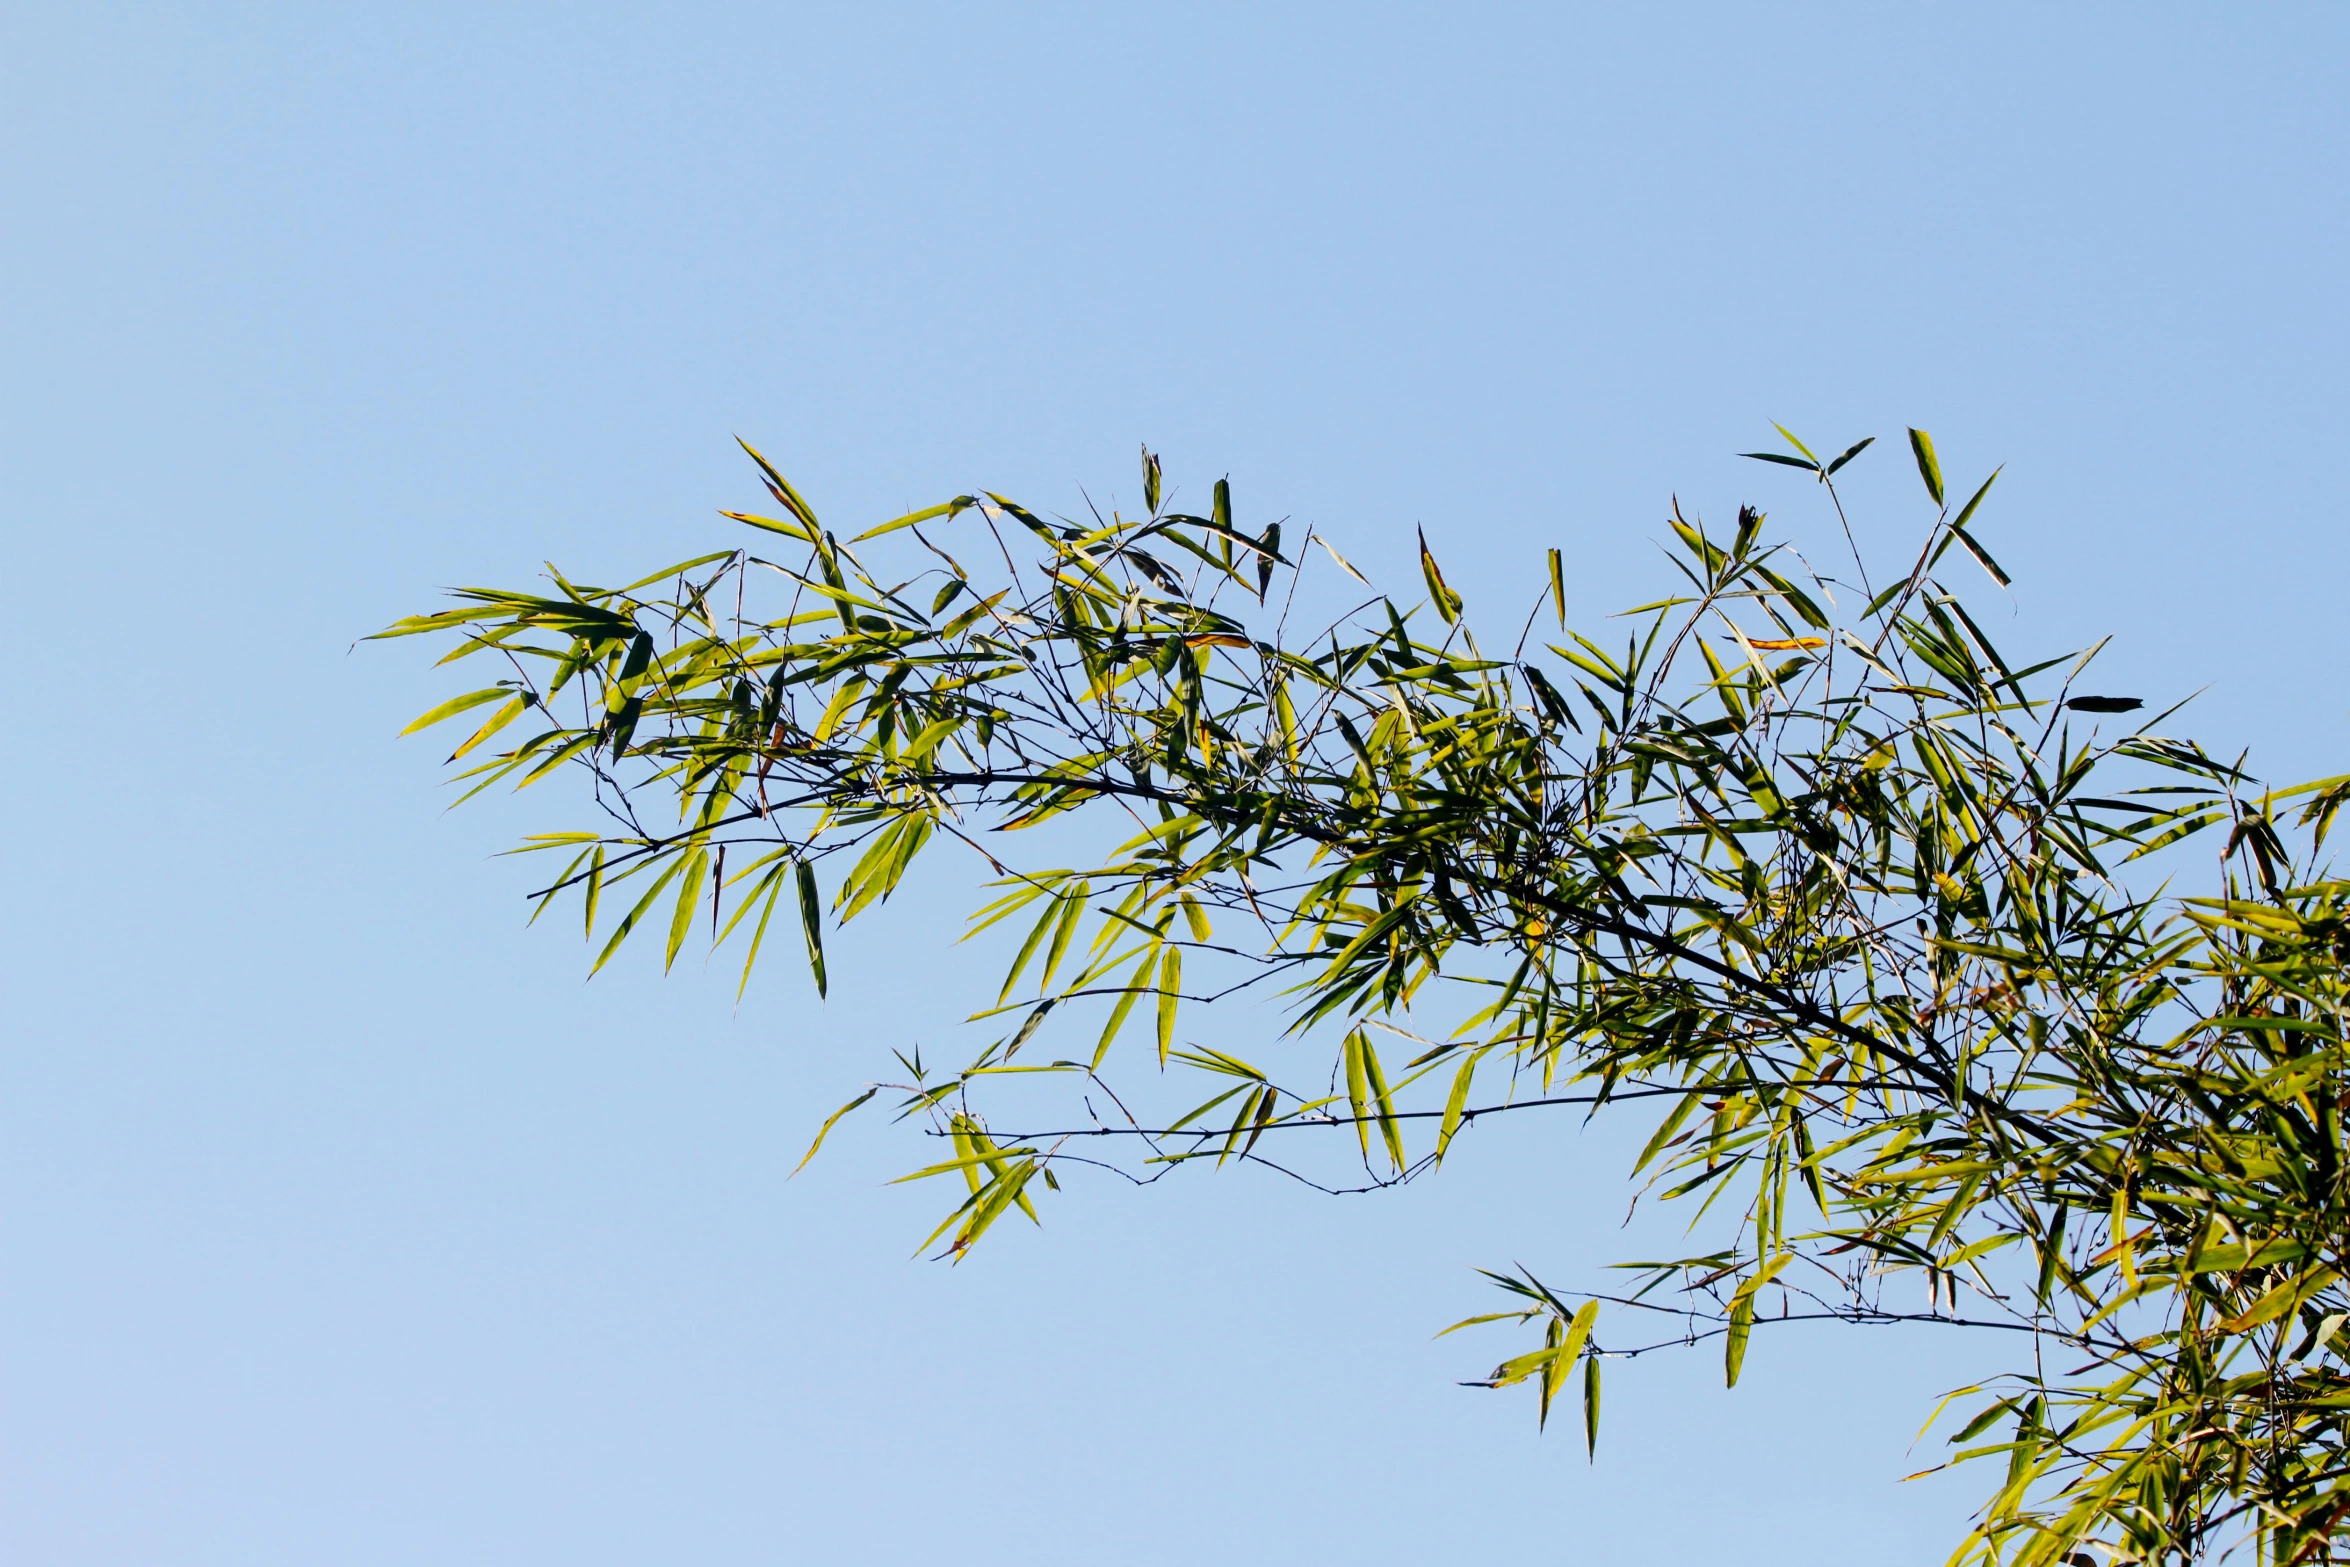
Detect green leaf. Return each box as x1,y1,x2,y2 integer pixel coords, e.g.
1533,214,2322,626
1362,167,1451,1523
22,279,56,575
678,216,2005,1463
999,881,1071,1001
1005,999,1055,1058
582,846,605,943
1633,1092,1703,1176
1949,465,2001,532
792,1088,876,1175
590,855,688,977
1092,943,1160,1069
1156,946,1182,1063
1167,1083,1251,1133
796,859,827,998
1418,529,1462,624
849,497,971,543
838,814,932,920
1039,881,1089,991
1179,895,1211,942
735,437,821,532
1825,435,1875,475
1436,1050,1479,1165
720,509,816,543
1583,1348,1602,1459
615,631,655,691
1361,1030,1407,1173
1907,427,1945,507
1559,1299,1598,1366
1508,1300,1600,1432
603,693,645,755
448,693,531,760
399,687,510,736
1946,524,2011,588
899,716,962,765
614,550,739,595
1725,1293,1755,1387
664,847,710,972
952,1158,1041,1255
2036,1203,2067,1307
940,590,1008,640
1343,1029,1372,1159
891,1145,1043,1184
2223,1266,2338,1334
732,863,787,1001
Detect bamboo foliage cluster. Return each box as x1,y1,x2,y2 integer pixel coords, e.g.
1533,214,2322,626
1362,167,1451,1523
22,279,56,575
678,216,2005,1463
382,429,2350,1565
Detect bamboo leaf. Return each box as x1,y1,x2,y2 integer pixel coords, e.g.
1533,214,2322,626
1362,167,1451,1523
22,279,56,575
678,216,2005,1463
796,859,827,998
1361,1030,1407,1173
1156,946,1182,1063
1000,883,1070,1002
1039,882,1089,992
1825,435,1874,475
792,1088,876,1175
1092,943,1160,1070
664,847,710,972
1005,999,1055,1058
1583,1349,1602,1459
1947,525,2011,589
849,497,972,542
590,856,688,977
1436,1050,1480,1165
734,863,787,1001
1343,1029,1372,1159
1907,427,1945,507
735,437,820,532
1316,535,1372,586
582,846,605,943
1418,529,1463,624
891,1146,1042,1184
399,687,510,736
448,694,530,760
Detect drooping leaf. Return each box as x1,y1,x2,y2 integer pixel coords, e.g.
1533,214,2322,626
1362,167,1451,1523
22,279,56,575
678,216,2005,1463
796,859,827,998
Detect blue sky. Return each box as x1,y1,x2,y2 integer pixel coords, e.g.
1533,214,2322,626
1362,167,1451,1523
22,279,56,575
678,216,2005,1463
5,6,2346,1564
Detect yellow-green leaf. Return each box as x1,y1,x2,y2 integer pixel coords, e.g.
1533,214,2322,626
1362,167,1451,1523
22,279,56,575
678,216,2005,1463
1725,1293,1755,1387
1155,946,1182,1063
1418,530,1462,624
399,686,509,736
664,848,710,972
791,1087,875,1175
1907,427,1945,507
448,694,529,760
1435,1050,1480,1165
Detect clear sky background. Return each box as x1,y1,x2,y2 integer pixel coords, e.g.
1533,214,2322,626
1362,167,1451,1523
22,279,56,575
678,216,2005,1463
5,6,2346,1564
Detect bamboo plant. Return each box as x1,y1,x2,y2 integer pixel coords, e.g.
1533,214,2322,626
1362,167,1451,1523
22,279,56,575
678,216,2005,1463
381,428,2350,1566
